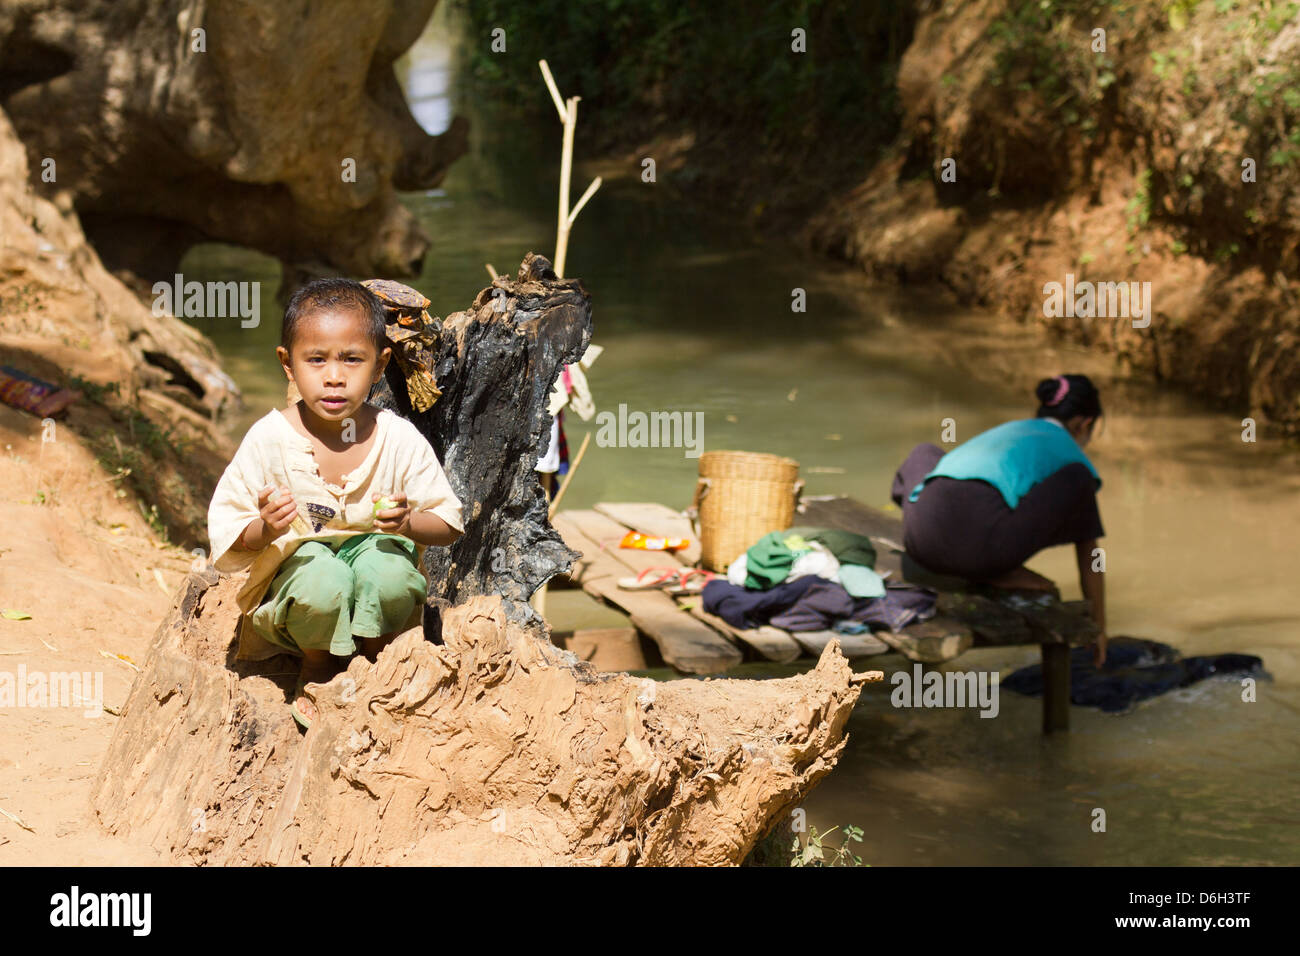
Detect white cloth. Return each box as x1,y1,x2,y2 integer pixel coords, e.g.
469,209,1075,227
786,541,840,583
535,415,561,473
207,405,465,660
546,343,602,419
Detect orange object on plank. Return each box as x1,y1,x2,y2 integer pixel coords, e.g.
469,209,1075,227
619,530,690,552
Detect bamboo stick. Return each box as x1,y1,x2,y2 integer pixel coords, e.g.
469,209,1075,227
538,59,566,123
556,96,577,278
548,431,591,522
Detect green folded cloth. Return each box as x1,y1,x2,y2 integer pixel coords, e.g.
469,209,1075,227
786,525,877,569
744,530,802,589
837,563,886,599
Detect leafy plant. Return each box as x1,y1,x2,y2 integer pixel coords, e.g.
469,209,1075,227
790,823,868,867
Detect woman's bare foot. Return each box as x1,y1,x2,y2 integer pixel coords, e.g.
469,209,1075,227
986,565,1057,591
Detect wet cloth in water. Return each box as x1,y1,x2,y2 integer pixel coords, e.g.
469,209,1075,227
1001,637,1268,713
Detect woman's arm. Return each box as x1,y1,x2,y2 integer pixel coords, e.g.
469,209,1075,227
1075,537,1107,666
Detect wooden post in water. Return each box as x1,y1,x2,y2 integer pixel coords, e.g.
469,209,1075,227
1041,642,1071,733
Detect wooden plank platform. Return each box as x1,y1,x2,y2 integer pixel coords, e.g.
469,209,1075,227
553,495,1101,734
552,511,741,674
685,604,804,664
593,502,702,566
786,629,891,659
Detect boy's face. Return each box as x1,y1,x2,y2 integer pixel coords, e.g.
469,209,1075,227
276,307,390,427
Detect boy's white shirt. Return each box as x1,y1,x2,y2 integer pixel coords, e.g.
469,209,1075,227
207,405,465,661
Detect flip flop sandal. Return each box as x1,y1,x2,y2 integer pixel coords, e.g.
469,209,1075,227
668,568,719,594
290,674,322,730
617,566,688,591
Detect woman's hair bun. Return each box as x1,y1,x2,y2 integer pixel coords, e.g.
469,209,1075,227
1035,377,1062,405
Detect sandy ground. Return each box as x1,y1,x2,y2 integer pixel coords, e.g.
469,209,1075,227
0,400,194,864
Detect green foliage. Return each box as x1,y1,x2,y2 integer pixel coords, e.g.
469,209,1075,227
1166,0,1200,31
1126,168,1153,234
63,373,121,406
451,0,910,158
986,1,1122,143
790,823,868,867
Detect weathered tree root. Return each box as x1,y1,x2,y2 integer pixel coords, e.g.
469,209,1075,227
92,573,868,865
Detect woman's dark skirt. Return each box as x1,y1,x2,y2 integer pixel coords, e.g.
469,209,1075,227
890,443,1104,582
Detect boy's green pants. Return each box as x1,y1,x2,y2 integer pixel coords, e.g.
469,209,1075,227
251,533,426,657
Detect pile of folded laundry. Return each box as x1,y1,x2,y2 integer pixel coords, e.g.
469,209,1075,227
701,526,938,634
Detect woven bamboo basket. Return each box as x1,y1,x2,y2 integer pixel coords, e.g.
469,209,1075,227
690,451,803,572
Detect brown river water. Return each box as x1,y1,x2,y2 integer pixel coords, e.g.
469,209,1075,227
181,5,1299,865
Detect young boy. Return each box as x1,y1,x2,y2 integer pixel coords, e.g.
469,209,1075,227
207,278,464,729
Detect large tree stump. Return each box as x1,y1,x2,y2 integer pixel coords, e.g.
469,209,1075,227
92,577,869,865
91,253,873,864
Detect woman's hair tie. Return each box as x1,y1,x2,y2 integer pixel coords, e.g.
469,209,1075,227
1049,375,1070,406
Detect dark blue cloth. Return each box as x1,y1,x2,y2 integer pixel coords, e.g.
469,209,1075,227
1001,637,1268,713
701,575,820,630
702,576,937,633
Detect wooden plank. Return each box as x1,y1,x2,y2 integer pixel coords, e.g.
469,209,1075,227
686,605,802,664
555,512,741,674
563,509,691,578
551,513,609,585
875,616,973,663
593,502,702,566
786,629,891,659
798,495,904,542
551,627,647,672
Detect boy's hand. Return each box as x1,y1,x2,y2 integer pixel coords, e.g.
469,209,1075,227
372,491,411,537
257,485,297,540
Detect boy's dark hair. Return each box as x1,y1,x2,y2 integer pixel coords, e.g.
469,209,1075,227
281,278,388,356
1034,373,1103,423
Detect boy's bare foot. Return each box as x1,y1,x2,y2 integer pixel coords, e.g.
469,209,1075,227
361,632,399,662
293,653,344,726
985,565,1057,592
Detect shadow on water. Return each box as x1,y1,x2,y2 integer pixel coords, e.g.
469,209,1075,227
181,3,1300,865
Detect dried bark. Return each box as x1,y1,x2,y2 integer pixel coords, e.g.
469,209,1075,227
93,577,867,865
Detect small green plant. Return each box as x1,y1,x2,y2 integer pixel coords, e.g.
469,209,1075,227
1214,241,1240,262
790,823,868,867
63,374,121,406
1125,168,1153,234
137,501,169,543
